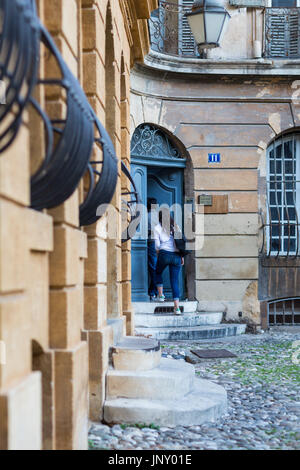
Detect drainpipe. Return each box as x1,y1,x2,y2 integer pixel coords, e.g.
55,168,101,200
253,7,262,58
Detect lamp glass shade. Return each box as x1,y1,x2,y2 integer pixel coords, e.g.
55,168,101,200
217,13,230,44
205,12,227,45
187,12,205,45
186,1,231,50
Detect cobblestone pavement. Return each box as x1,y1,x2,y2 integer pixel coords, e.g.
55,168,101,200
89,327,300,450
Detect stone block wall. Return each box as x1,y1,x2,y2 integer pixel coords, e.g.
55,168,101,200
0,0,156,450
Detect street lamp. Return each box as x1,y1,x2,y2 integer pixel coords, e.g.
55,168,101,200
186,0,231,51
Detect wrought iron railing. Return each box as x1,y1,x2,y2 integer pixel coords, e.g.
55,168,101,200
149,1,198,57
0,0,40,153
30,24,95,211
0,1,119,217
79,118,118,227
265,8,300,59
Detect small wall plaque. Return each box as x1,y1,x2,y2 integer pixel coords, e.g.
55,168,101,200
198,195,213,206
208,153,221,163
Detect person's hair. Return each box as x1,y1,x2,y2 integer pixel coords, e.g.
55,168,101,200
147,197,157,212
158,207,175,235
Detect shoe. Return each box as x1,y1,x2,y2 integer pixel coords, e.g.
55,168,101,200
150,295,157,302
174,308,182,315
158,295,165,302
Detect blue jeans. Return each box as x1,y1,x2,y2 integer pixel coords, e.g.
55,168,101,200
148,240,158,297
156,250,182,301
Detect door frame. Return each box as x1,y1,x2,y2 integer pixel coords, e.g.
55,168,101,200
131,157,187,302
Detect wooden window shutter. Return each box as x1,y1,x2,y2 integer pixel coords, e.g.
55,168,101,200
265,8,300,58
180,0,198,56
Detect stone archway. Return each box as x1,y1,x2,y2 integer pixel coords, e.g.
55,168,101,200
130,123,196,302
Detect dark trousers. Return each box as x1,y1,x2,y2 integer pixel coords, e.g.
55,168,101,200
148,240,158,297
156,250,181,301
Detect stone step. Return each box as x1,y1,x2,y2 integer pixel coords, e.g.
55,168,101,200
111,336,161,371
104,376,227,427
135,312,223,328
107,358,195,401
135,324,247,341
133,301,198,315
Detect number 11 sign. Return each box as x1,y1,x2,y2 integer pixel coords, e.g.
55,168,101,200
208,153,221,163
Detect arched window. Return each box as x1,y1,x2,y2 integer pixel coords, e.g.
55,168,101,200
266,133,300,256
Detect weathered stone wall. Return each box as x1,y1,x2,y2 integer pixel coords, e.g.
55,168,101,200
0,0,156,451
131,67,299,325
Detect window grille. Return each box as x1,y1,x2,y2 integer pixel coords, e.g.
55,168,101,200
266,134,300,257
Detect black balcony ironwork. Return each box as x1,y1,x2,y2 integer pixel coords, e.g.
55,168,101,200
265,8,300,58
30,23,95,211
121,161,141,243
1,1,119,219
79,118,118,227
149,1,198,57
0,0,40,153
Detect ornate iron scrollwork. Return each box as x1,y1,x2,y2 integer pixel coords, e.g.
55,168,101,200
0,0,40,153
121,161,141,243
79,117,118,226
149,1,198,58
30,23,95,210
131,124,181,160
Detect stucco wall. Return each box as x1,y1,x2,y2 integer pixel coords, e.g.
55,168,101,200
130,65,300,324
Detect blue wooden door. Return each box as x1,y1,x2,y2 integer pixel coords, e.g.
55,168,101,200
147,167,184,300
131,164,184,302
131,164,149,301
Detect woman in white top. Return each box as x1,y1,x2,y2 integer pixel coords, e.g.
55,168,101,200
153,207,184,315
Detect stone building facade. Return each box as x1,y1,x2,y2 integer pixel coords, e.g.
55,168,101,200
130,1,300,328
0,0,157,450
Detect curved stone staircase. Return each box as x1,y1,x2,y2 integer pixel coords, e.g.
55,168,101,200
134,301,246,340
104,336,227,427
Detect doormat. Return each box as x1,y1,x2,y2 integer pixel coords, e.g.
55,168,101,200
154,306,184,314
191,349,237,359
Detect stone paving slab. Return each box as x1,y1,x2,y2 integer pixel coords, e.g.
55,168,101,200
89,327,300,450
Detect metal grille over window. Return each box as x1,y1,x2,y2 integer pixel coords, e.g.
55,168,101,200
268,298,300,325
79,117,118,227
30,24,95,211
149,0,198,57
0,0,40,154
265,8,300,58
260,134,300,258
121,162,141,243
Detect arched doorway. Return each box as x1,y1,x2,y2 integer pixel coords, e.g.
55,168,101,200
130,124,187,302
